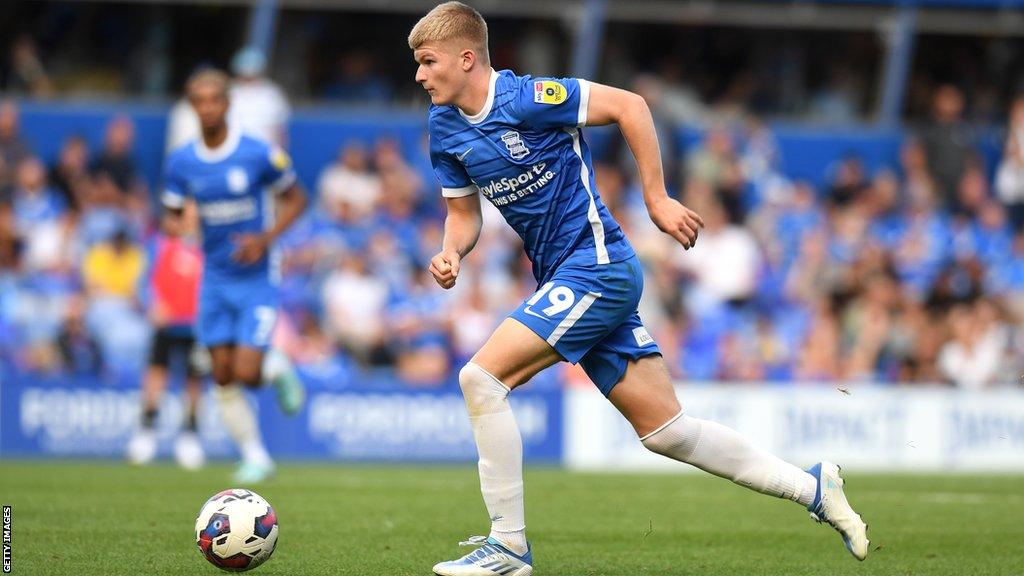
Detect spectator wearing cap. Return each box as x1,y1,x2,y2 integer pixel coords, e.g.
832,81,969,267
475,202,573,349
229,46,291,147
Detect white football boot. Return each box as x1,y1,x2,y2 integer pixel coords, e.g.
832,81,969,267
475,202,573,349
806,461,869,560
433,536,533,576
233,460,275,484
126,429,157,465
174,432,206,471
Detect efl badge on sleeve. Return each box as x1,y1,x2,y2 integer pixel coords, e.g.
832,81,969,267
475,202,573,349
270,147,292,171
534,80,567,105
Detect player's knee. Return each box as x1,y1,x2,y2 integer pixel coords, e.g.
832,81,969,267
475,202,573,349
235,367,261,388
211,364,233,386
640,412,698,459
459,362,511,416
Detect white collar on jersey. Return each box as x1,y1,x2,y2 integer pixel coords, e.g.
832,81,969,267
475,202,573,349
458,69,499,125
194,126,241,163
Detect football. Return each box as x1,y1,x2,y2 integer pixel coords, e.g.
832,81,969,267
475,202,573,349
195,489,279,572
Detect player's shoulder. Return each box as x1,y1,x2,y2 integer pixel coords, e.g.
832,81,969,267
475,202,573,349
165,141,197,171
495,69,582,120
237,132,274,155
237,132,290,167
495,68,528,94
498,69,577,97
492,69,528,111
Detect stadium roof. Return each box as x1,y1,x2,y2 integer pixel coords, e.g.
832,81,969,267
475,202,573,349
70,0,1024,35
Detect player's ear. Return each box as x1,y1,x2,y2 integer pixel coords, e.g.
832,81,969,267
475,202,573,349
460,49,476,72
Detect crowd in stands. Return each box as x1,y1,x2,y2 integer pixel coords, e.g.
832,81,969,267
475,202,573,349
631,85,1024,387
2,79,1023,389
0,100,149,377
7,2,1024,125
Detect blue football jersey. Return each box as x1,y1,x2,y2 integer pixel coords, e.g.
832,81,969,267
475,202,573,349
162,129,296,282
428,69,634,284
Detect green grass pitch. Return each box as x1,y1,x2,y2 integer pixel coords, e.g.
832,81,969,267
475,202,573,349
1,462,1021,575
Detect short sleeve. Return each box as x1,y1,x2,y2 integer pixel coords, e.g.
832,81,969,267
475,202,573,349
428,129,476,198
161,156,188,209
262,145,298,194
516,76,590,130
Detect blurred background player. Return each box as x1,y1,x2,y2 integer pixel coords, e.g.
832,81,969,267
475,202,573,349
162,68,307,484
126,207,206,470
410,4,866,575
166,49,290,153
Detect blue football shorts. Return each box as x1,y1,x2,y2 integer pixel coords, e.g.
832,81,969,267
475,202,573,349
509,255,662,395
197,276,279,350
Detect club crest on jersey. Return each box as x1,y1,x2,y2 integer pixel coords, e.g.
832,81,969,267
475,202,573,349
227,167,249,194
534,80,567,105
501,131,530,160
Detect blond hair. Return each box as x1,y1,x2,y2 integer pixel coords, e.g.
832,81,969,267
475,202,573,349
185,68,230,99
408,2,489,65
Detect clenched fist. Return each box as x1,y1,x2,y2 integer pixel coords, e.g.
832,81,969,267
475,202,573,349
429,249,462,289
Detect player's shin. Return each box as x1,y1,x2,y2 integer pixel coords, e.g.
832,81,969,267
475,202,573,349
184,378,202,432
459,362,528,555
641,411,817,506
213,384,271,466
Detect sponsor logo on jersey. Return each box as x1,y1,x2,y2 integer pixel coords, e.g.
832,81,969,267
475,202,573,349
477,162,556,207
198,197,257,225
534,80,567,105
500,131,530,160
227,167,249,194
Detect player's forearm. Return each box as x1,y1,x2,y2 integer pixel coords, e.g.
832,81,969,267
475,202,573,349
163,206,185,237
617,95,670,208
443,208,482,258
266,186,307,242
587,84,669,206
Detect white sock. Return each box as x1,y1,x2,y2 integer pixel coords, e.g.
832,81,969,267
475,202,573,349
261,348,294,385
642,411,817,506
214,384,272,467
460,363,528,555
